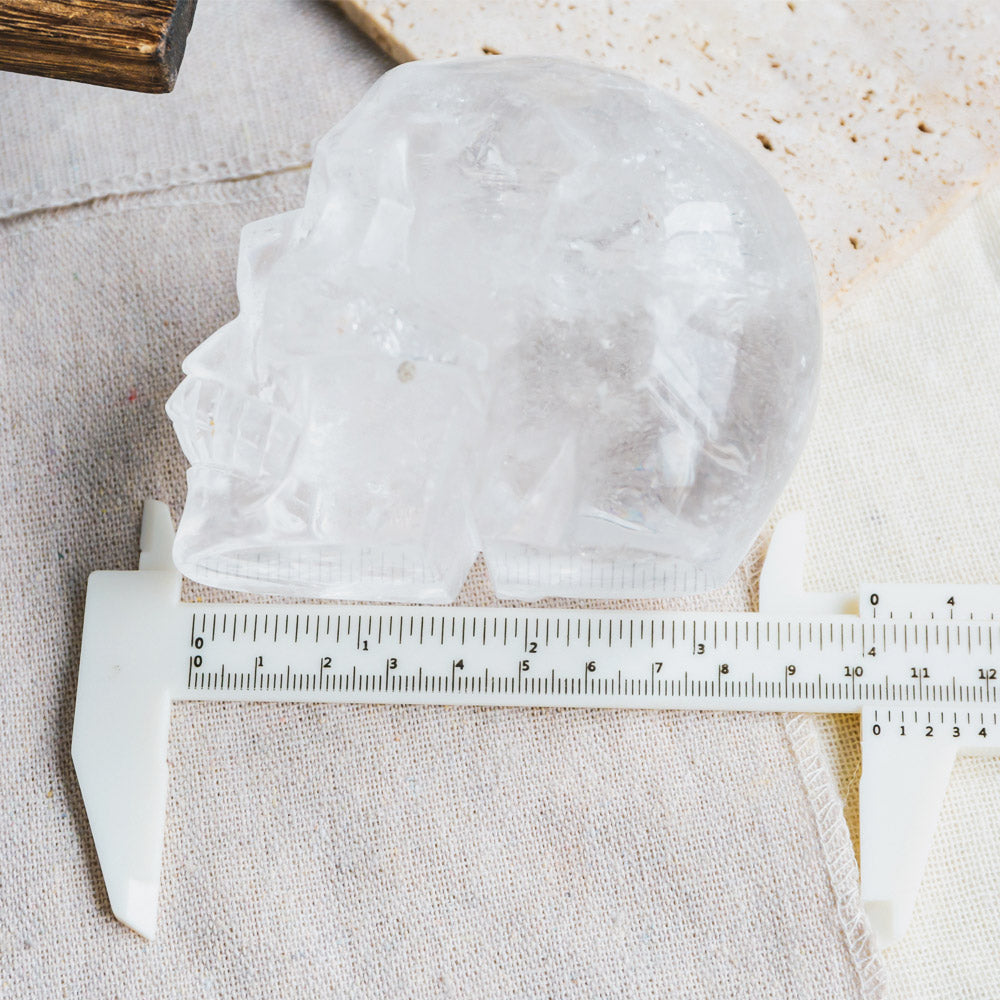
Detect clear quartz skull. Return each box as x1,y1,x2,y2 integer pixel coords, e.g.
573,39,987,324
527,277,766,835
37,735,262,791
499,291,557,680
167,57,820,601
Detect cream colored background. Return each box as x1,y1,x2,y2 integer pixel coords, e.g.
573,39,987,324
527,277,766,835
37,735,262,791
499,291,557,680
777,182,1000,997
1,1,997,997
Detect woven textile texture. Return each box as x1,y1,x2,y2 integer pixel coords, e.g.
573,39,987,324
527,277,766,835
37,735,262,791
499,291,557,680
776,180,1000,999
0,174,875,996
8,1,996,996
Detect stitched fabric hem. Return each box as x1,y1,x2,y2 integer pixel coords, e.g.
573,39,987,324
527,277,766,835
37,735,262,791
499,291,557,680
785,713,888,999
0,144,315,223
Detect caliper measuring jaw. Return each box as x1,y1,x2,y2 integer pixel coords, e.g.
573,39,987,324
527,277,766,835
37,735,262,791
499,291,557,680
757,516,963,949
73,501,995,944
72,500,181,938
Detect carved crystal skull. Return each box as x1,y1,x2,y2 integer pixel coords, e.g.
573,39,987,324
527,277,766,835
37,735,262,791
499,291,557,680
167,57,820,601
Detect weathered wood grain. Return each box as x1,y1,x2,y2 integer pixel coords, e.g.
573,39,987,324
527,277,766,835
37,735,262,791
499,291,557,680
0,0,197,93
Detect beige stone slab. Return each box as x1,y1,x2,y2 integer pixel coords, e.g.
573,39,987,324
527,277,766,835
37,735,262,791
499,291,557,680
336,0,1000,307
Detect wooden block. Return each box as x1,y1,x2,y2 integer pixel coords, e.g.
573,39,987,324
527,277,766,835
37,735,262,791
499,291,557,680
0,0,197,93
335,0,1000,308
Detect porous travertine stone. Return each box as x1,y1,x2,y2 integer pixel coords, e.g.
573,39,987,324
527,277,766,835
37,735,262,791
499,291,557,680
338,0,1000,308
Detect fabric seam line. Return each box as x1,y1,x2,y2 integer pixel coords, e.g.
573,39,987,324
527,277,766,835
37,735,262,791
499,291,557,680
0,174,313,242
0,146,316,224
784,712,887,999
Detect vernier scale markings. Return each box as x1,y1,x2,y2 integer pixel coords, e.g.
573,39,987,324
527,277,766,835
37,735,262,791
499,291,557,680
73,501,1000,946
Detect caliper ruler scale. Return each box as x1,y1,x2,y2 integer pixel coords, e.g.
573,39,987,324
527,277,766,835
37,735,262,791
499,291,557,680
72,502,1000,943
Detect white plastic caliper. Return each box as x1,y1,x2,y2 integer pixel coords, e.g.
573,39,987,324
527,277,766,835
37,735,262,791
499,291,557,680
73,501,1000,942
